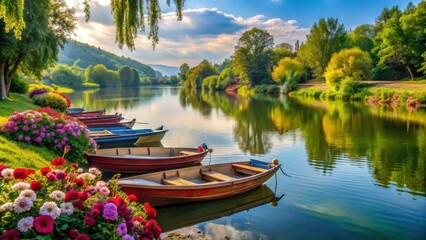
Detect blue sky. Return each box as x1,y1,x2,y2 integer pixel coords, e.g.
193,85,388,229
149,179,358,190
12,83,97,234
66,0,420,67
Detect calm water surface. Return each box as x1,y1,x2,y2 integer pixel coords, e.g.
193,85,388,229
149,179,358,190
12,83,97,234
68,87,426,239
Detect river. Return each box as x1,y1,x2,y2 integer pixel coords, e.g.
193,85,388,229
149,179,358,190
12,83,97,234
68,86,426,239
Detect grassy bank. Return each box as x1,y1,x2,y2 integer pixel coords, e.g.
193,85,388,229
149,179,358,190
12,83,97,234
0,93,59,167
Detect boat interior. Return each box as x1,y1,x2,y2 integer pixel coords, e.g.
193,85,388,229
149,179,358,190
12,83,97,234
119,161,271,186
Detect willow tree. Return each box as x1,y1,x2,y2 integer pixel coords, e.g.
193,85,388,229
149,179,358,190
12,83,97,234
0,0,25,39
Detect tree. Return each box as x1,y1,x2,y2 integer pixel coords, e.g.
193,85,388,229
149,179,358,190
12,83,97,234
118,65,136,86
45,64,84,89
1,0,185,50
348,24,375,53
272,57,306,92
275,42,293,53
272,47,294,67
178,63,190,81
0,0,75,99
297,18,348,80
294,40,300,52
92,64,119,87
374,2,426,80
232,27,274,85
184,60,216,89
324,47,372,90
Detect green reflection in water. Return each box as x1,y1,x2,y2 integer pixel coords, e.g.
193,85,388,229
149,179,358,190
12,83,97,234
180,89,426,195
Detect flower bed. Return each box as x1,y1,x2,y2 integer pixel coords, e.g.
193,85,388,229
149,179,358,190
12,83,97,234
1,109,95,163
0,156,161,239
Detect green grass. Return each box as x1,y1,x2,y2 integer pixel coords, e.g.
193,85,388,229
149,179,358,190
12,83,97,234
0,136,58,168
0,93,59,168
0,93,38,124
83,82,100,88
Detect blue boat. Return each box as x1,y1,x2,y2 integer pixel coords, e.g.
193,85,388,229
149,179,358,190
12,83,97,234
67,107,84,114
90,126,168,148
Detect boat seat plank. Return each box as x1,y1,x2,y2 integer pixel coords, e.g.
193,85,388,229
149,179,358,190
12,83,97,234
180,151,197,155
162,176,196,186
202,171,236,182
232,164,267,175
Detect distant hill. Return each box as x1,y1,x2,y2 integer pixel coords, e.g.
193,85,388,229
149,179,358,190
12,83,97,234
58,41,156,78
149,64,179,77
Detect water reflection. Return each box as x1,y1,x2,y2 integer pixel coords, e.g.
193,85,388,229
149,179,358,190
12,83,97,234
180,90,426,195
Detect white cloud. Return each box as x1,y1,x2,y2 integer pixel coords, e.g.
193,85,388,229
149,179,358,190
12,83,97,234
66,4,309,67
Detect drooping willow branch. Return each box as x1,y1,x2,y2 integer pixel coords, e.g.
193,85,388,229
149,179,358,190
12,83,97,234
0,0,26,39
84,0,185,50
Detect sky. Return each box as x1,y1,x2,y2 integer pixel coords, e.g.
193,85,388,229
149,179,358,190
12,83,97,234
65,0,421,67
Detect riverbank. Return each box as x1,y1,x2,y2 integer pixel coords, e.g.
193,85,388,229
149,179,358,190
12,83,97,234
298,80,426,91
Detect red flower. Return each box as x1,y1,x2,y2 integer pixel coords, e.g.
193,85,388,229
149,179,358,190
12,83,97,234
51,157,66,167
33,215,55,234
144,203,157,219
65,190,81,202
30,180,43,191
0,164,10,172
1,228,19,240
73,178,85,187
127,194,137,202
69,229,79,239
79,192,89,201
197,145,204,152
92,209,100,216
84,215,96,226
92,202,104,213
46,173,57,181
73,201,85,211
13,168,29,180
77,234,90,240
40,167,51,176
71,163,78,169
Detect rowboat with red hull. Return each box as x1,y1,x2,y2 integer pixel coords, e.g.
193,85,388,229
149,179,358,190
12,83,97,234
67,109,106,118
84,147,208,173
85,119,136,129
118,159,281,206
78,114,123,125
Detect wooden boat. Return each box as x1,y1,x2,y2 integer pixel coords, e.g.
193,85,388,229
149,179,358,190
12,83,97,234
118,159,281,206
156,185,276,232
78,114,123,125
67,109,106,118
90,128,168,148
85,119,136,129
84,147,208,173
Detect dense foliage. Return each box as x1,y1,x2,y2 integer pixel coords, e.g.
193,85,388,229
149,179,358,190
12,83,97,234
324,48,372,91
10,75,29,94
272,57,306,92
0,160,161,239
233,27,274,85
58,41,156,78
44,64,85,89
184,60,217,88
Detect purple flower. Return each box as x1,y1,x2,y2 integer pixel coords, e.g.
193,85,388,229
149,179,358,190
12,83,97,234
22,126,29,131
46,133,51,138
24,136,31,142
50,132,55,136
40,133,45,138
31,124,37,129
18,135,24,141
32,130,39,134
103,203,118,220
55,171,66,180
122,235,134,240
35,137,42,143
62,137,67,142
116,222,127,236
23,120,28,125
54,139,59,144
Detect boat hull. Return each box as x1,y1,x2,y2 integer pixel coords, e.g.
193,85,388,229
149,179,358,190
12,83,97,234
85,119,136,129
67,109,105,118
92,129,167,148
118,161,280,206
85,147,207,173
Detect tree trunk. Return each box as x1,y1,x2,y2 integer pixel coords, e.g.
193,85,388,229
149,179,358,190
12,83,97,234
0,60,6,100
407,65,415,81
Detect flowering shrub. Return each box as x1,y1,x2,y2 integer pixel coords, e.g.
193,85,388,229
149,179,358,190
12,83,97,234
1,109,95,163
33,92,68,113
29,89,49,99
0,158,161,240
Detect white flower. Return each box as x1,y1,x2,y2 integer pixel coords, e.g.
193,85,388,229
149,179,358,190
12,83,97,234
39,202,61,219
17,216,34,232
77,172,96,180
60,202,74,215
1,168,14,180
19,189,36,201
88,167,101,176
11,182,30,191
99,186,110,196
49,190,65,201
96,181,107,189
13,197,33,213
0,202,13,212
77,168,84,173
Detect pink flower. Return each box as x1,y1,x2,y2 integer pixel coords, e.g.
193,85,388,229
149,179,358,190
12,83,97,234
33,215,54,234
64,145,71,152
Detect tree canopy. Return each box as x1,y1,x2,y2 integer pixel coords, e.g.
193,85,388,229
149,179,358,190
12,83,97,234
232,27,274,85
297,18,348,80
272,57,306,92
184,60,216,88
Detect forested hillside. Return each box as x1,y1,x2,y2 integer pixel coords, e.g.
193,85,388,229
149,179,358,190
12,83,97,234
58,41,156,78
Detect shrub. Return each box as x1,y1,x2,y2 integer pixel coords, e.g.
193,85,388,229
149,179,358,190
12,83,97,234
0,161,160,239
253,85,280,95
1,109,95,163
28,84,54,93
10,75,29,94
33,93,68,113
202,75,219,91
